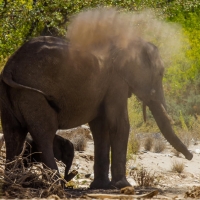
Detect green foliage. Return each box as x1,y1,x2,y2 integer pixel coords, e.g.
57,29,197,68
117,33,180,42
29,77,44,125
0,0,155,61
1,0,200,132
161,2,200,128
128,96,143,129
128,96,159,133
0,0,70,61
127,130,140,159
179,110,188,131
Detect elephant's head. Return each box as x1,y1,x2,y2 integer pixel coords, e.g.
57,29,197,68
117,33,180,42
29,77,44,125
114,38,193,160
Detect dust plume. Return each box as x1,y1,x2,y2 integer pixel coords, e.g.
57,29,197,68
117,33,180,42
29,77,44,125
66,7,185,66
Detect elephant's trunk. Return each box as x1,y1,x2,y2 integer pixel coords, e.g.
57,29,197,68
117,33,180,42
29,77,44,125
148,101,193,160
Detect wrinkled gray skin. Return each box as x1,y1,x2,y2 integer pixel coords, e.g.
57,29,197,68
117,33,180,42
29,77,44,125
0,36,192,189
24,134,74,181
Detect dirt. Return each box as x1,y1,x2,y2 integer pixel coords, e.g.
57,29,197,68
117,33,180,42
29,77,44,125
1,128,200,199
58,129,200,199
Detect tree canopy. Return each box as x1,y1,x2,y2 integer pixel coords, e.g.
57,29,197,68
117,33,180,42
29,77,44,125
1,0,200,130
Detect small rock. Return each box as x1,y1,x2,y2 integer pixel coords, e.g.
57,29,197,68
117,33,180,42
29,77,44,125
166,154,173,157
75,160,80,165
120,186,135,195
129,166,138,170
78,185,89,189
127,177,137,186
85,174,91,178
90,173,94,180
195,149,200,154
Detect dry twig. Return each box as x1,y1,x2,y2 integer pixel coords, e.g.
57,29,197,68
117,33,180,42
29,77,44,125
0,142,67,199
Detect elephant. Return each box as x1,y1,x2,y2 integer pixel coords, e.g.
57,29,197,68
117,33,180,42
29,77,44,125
24,134,74,181
0,35,192,189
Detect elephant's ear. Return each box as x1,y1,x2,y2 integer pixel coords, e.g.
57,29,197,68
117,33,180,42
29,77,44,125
113,41,155,101
113,46,144,88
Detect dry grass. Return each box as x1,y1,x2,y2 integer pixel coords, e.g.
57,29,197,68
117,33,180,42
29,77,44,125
185,115,200,143
127,132,140,160
178,131,191,148
0,143,67,199
143,136,154,151
171,131,192,157
171,148,181,157
171,159,185,173
185,186,200,198
71,134,87,151
153,139,166,153
132,167,156,187
57,128,88,151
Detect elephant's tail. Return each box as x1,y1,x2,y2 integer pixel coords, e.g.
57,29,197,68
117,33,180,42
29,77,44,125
0,75,23,126
2,70,45,96
1,71,60,112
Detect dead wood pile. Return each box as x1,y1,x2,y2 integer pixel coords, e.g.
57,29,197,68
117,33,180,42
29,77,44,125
0,143,67,199
185,186,200,198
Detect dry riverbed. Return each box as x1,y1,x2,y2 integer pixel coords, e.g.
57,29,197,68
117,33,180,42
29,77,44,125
62,130,200,199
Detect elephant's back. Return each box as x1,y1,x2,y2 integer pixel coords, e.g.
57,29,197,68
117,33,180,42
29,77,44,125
3,36,108,94
2,36,112,127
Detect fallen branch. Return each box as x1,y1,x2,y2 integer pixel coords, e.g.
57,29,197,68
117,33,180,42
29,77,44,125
0,142,67,199
87,190,158,199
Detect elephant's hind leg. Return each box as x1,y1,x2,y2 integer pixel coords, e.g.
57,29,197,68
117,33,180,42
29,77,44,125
89,117,110,189
1,106,28,169
19,92,59,172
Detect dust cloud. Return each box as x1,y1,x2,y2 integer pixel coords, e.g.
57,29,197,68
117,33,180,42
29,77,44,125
66,7,184,66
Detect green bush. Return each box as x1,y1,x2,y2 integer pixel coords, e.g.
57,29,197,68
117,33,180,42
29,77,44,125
1,0,200,134
127,131,140,160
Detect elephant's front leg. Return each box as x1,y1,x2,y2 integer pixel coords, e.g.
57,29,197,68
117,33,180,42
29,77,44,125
89,117,110,189
109,110,131,189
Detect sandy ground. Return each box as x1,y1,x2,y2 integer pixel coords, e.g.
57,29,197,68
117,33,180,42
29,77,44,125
60,130,200,199
1,128,200,199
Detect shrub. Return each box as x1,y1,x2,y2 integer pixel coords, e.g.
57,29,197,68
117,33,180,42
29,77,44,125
71,134,87,151
143,136,154,151
190,115,200,142
132,167,156,187
171,148,181,157
171,159,185,173
177,131,192,148
128,96,159,134
153,139,166,153
127,132,140,160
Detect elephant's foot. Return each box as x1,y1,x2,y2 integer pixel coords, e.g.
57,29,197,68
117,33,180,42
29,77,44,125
90,178,110,189
109,177,131,189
